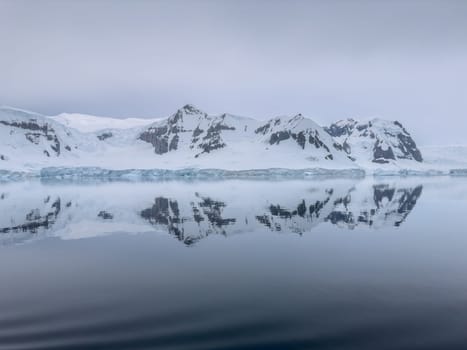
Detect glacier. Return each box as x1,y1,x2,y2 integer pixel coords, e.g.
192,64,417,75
2,165,465,182
39,166,366,181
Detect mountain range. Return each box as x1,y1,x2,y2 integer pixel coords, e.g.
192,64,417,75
0,104,465,177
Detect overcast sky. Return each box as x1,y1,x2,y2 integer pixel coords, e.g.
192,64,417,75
1,0,466,145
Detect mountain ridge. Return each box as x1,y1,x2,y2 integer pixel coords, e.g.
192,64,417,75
0,104,462,176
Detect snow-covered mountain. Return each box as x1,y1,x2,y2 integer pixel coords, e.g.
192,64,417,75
254,114,351,163
0,106,96,170
0,104,359,173
1,104,465,177
137,104,257,157
0,107,75,160
136,105,352,167
325,118,423,166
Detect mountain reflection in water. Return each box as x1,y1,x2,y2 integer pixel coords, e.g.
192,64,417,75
0,180,422,246
2,179,467,350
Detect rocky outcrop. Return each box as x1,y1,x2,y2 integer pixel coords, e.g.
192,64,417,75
194,114,235,157
97,132,113,141
0,119,62,156
97,210,114,220
326,118,423,164
0,107,80,161
139,104,205,155
256,114,350,162
139,125,172,154
325,119,358,139
138,105,237,157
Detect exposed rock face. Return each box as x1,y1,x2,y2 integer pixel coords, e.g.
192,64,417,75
97,132,113,141
0,119,62,156
194,114,235,157
325,119,358,139
139,125,171,154
138,105,237,157
325,118,423,164
139,104,204,155
97,210,114,220
255,114,349,162
0,107,79,161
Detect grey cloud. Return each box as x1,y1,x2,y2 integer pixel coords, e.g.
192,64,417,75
0,0,466,145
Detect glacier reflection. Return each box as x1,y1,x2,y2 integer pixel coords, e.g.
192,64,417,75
0,180,422,245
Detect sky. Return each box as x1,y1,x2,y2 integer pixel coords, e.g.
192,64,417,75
0,0,466,145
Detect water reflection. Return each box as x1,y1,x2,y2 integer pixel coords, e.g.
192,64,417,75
143,184,423,244
141,195,237,245
2,180,467,350
0,196,61,234
0,180,423,245
326,184,423,229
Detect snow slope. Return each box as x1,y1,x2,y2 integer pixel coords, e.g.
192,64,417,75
0,106,100,171
50,113,159,132
421,145,467,168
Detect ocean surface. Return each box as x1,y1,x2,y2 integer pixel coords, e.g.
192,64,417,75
1,178,467,349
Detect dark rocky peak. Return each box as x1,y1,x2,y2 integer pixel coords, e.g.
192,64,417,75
139,105,207,155
325,118,358,138
326,117,423,164
165,104,209,130
139,105,236,156
170,104,207,122
181,104,205,115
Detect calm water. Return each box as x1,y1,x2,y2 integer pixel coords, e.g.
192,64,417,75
1,178,467,350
